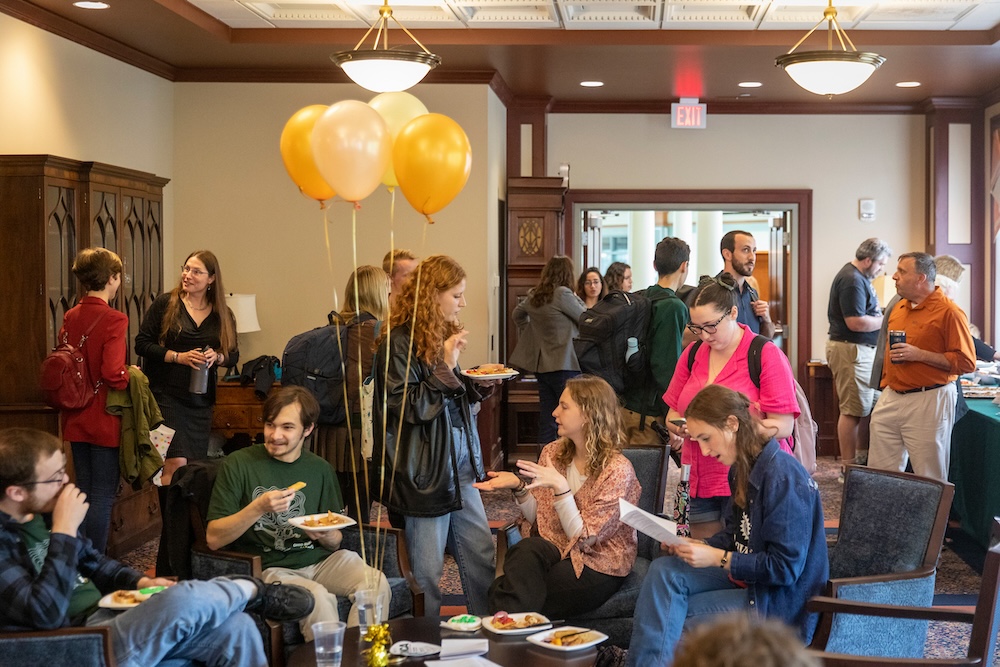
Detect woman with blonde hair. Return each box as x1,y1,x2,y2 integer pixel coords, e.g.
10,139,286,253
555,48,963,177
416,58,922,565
627,384,827,666
314,265,390,520
135,250,238,486
476,375,641,617
372,255,497,616
59,247,130,552
509,255,586,445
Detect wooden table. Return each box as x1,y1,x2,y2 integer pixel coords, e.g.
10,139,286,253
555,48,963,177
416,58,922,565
286,616,599,667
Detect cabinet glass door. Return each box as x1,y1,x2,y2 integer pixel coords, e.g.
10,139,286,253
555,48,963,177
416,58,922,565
45,184,77,348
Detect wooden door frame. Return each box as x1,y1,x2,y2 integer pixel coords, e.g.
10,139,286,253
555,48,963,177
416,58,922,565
564,189,813,379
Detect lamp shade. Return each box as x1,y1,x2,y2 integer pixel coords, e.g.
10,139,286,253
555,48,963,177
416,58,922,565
225,293,261,334
776,51,886,96
331,50,440,93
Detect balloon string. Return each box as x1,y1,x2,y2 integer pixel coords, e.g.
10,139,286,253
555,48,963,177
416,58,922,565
373,187,396,575
323,206,334,282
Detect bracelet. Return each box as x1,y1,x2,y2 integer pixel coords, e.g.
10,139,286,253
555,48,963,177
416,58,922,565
511,479,528,498
553,488,571,497
170,351,178,363
720,551,730,568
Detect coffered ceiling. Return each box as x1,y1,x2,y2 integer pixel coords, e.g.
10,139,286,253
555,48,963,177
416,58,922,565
5,0,1000,108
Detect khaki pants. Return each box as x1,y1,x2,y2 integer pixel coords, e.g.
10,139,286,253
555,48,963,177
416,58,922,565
621,408,664,446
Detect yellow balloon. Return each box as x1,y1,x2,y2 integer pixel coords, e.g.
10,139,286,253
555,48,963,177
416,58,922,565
311,100,391,203
279,105,336,202
369,92,429,188
393,113,472,218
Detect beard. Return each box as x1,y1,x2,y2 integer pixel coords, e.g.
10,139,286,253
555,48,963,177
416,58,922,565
731,256,754,277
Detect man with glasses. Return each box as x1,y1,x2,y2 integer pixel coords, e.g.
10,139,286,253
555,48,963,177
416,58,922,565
0,427,314,666
719,230,775,338
826,238,891,470
620,237,691,444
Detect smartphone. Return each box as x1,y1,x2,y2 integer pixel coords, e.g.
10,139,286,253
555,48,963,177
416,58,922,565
669,418,687,428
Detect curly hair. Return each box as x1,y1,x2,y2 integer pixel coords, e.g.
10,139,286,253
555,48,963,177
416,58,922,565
529,256,576,308
685,384,767,508
673,614,819,667
384,255,466,366
159,250,236,354
551,375,625,477
604,262,631,292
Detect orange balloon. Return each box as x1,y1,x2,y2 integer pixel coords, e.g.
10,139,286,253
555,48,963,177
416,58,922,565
393,113,471,217
311,101,391,203
279,105,336,202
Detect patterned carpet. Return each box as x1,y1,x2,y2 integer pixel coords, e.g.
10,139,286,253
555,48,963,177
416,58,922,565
119,455,987,658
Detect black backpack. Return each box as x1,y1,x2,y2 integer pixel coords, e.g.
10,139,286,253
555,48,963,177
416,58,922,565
574,289,672,395
281,314,374,426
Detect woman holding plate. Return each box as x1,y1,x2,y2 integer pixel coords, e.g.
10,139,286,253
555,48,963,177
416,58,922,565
476,375,641,618
372,254,499,617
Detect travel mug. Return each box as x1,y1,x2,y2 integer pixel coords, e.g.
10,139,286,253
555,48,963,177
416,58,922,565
189,347,210,394
889,330,906,364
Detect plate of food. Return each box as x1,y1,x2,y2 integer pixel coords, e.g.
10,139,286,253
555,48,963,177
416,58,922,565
462,364,519,381
526,627,608,652
288,511,357,532
98,586,166,610
481,611,551,635
441,614,482,632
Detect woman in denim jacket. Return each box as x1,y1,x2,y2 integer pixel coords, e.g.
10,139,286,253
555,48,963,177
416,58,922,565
627,384,827,666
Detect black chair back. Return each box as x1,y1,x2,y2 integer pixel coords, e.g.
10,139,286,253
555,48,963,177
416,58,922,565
621,445,669,561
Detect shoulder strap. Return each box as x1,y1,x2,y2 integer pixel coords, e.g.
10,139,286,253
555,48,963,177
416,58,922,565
686,340,703,372
747,335,769,388
75,308,110,348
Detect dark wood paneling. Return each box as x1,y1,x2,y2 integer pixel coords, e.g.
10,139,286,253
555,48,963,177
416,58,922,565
807,362,840,459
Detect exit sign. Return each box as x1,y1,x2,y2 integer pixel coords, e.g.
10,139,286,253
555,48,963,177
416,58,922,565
671,98,707,129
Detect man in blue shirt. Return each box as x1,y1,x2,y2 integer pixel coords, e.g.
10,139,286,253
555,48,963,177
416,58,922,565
0,427,313,667
718,230,775,338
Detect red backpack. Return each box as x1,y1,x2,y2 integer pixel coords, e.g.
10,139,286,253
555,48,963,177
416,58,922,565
40,310,109,410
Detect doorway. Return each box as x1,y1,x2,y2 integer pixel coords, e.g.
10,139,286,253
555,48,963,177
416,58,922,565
564,190,813,377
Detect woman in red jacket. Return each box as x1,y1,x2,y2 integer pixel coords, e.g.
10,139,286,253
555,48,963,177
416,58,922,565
59,247,130,553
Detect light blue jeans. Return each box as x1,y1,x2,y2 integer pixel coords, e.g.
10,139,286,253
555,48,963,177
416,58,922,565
404,427,495,616
626,556,749,666
87,578,266,667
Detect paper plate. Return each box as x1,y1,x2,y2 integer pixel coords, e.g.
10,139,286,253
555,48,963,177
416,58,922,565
526,626,608,651
482,612,551,635
461,367,519,381
441,614,482,632
288,512,357,532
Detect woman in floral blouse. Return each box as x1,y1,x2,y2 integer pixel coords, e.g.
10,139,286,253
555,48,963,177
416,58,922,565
476,375,641,617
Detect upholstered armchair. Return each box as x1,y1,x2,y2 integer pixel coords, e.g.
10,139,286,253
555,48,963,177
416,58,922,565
496,445,670,647
809,517,1000,666
0,627,192,667
809,465,954,658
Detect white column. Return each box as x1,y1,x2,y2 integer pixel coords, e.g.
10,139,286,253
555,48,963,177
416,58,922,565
695,211,724,282
629,211,657,288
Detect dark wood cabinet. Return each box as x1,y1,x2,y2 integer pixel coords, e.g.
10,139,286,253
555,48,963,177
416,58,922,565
0,155,169,555
212,381,272,442
806,361,840,459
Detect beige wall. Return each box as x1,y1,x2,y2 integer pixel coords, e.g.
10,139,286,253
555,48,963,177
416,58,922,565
172,83,505,366
548,113,927,362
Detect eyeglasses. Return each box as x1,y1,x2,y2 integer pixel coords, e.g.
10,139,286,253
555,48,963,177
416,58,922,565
181,265,208,277
687,313,729,336
21,466,67,487
584,280,602,286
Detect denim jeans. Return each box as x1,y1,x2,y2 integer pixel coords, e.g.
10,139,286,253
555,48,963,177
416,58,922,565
71,441,120,553
536,370,580,445
404,427,495,616
87,578,266,667
626,556,748,666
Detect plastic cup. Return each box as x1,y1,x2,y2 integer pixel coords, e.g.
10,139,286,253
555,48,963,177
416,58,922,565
355,588,386,635
312,621,346,667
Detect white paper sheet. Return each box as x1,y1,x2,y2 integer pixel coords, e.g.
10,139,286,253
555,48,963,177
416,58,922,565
436,638,490,660
618,498,684,546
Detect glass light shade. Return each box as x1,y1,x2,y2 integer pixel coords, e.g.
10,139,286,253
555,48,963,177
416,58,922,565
225,293,261,334
776,51,885,96
331,50,441,93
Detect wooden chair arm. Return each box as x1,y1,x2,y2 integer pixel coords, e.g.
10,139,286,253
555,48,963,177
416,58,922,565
826,566,937,596
807,595,974,624
806,648,979,667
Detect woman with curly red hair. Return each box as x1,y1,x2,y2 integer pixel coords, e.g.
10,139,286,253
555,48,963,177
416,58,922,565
372,255,497,616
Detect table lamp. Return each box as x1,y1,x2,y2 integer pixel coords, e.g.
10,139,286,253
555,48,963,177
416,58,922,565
224,293,261,380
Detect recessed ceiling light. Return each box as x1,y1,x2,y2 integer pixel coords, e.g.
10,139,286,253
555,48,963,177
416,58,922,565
73,1,110,8
738,93,753,98
895,81,921,88
580,81,604,88
738,81,763,88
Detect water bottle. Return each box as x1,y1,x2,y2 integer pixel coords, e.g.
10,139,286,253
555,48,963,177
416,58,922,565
188,347,210,395
625,337,639,362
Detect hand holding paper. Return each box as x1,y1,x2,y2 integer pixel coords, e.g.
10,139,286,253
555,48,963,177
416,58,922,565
618,498,684,547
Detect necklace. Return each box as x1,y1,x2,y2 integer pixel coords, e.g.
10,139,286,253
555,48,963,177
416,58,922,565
184,298,211,311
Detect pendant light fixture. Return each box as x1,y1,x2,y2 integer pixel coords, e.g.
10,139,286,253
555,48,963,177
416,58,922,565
331,0,441,93
775,0,885,96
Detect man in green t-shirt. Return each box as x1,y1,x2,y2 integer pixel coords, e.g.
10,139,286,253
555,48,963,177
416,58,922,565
621,237,691,445
207,386,389,641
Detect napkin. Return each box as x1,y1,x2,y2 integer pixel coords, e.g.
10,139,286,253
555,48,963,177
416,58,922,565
435,638,490,659
425,658,500,667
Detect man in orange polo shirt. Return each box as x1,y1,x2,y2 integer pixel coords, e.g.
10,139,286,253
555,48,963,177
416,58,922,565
868,252,975,481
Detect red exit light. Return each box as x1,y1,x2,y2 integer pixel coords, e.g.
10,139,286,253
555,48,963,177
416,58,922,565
671,99,707,129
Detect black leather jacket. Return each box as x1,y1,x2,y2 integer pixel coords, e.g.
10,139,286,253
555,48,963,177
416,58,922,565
372,325,486,518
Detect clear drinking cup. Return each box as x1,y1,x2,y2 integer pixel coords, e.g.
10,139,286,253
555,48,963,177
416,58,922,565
312,621,346,667
355,588,386,635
